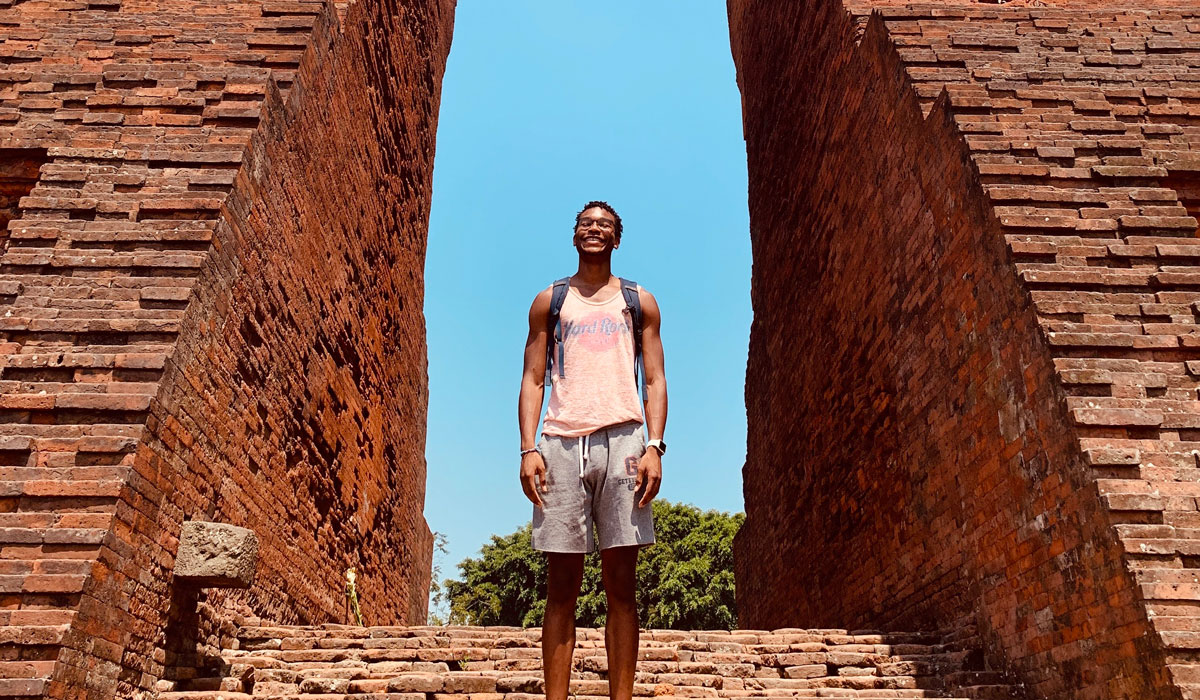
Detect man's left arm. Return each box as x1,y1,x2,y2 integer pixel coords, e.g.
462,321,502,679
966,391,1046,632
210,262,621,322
637,288,666,508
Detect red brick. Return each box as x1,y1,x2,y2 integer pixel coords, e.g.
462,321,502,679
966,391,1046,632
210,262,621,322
732,3,1200,700
0,0,454,698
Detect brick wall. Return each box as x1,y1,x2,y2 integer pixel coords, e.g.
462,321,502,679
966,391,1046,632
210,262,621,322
0,0,453,697
730,1,1200,698
136,0,452,674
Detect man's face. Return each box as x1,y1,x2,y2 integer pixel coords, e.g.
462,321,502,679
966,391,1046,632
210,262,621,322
573,206,619,255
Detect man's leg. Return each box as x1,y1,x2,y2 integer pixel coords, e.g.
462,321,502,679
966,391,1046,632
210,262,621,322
600,545,640,700
544,552,585,700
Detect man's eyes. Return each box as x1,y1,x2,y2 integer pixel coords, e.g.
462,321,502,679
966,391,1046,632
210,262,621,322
579,219,614,230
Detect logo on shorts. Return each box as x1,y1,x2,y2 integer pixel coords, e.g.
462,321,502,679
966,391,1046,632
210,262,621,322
618,457,640,491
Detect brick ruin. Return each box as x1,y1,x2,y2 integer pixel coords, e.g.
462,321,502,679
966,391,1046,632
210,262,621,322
731,1,1200,698
1,0,1200,698
0,0,453,697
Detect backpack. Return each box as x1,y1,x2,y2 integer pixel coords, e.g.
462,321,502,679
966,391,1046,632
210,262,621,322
545,277,646,401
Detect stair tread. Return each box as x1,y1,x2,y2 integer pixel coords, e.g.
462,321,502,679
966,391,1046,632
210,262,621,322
161,624,1014,700
159,695,973,700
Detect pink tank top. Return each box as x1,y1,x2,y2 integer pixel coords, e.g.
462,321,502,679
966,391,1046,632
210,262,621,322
542,286,644,438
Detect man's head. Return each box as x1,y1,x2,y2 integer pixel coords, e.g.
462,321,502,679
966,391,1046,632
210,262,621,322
573,200,622,255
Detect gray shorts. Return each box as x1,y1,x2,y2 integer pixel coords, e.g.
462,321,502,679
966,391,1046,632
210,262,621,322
532,421,656,554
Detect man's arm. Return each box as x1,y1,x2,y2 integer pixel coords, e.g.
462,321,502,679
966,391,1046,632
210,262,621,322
636,288,666,507
518,288,553,506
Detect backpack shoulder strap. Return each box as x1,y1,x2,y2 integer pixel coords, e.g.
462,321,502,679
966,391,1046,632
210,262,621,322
618,278,646,401
549,278,570,317
618,278,641,325
546,278,570,382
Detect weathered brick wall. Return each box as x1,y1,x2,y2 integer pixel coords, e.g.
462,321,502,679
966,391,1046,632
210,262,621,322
731,1,1200,699
133,0,452,678
0,0,452,697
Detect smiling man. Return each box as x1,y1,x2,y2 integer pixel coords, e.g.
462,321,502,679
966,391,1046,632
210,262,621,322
518,201,668,700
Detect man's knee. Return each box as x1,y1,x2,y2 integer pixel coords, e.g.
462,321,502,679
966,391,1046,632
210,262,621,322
605,584,636,611
546,552,585,601
600,546,639,610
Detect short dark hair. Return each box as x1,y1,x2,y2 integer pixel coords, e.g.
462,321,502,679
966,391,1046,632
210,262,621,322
575,200,623,241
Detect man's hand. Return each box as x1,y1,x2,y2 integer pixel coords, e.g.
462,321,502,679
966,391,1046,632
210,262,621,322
520,451,548,507
636,448,662,508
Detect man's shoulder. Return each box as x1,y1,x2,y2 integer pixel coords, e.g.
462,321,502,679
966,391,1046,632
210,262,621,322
613,276,649,294
633,284,659,320
610,278,653,308
537,278,571,296
528,286,554,318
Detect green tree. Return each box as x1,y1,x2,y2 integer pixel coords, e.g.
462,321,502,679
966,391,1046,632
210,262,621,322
443,500,743,629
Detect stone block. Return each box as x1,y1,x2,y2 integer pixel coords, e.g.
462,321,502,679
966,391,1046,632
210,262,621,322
174,521,258,588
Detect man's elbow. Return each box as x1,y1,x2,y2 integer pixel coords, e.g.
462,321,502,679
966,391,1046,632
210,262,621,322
521,371,546,393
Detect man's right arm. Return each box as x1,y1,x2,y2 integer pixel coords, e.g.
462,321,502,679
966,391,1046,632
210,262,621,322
518,288,553,506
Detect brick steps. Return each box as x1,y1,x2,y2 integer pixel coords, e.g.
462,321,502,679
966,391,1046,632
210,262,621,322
946,687,1018,700
156,625,1008,700
0,620,69,700
161,695,964,700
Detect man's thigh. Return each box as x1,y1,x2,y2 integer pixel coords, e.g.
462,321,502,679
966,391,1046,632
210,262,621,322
593,424,655,551
532,434,594,553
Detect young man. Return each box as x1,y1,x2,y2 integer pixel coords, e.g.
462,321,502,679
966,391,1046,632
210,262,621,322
518,201,667,700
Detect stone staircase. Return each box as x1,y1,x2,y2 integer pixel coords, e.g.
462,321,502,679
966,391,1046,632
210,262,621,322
155,624,1018,700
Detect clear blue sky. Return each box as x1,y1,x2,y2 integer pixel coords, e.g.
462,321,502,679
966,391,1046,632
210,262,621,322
423,2,750,575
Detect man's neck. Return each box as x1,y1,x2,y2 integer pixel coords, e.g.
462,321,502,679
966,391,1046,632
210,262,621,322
573,256,613,288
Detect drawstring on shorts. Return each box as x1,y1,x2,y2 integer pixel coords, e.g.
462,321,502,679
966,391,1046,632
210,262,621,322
578,433,590,478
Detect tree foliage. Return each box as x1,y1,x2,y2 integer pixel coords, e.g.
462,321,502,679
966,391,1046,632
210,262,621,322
443,500,743,629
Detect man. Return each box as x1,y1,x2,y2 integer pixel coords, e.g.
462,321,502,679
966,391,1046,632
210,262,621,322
518,201,667,700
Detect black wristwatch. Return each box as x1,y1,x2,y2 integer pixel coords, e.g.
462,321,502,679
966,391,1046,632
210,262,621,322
646,439,666,456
